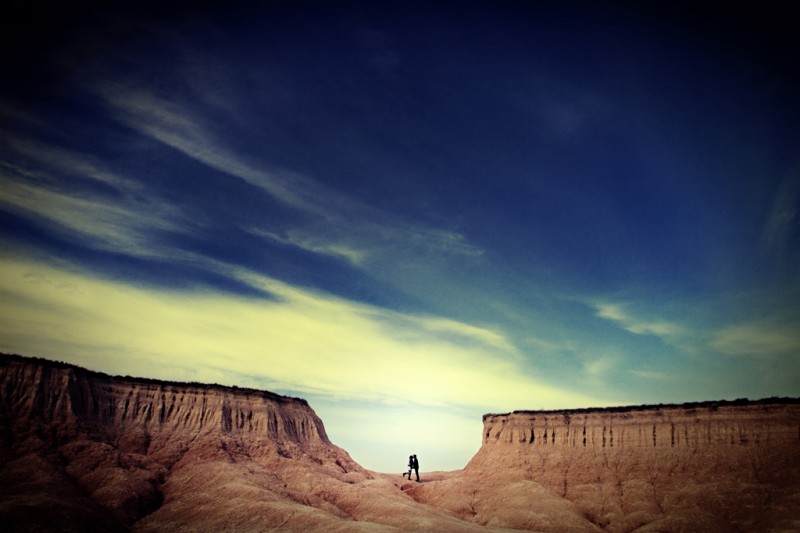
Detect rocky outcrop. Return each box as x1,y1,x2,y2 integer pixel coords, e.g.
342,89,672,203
1,354,333,458
479,402,799,451
0,354,364,531
462,402,800,531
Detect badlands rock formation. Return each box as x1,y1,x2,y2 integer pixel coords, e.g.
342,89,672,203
0,354,513,532
451,404,800,531
1,353,799,532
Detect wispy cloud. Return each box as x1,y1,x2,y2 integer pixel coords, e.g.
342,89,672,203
0,138,258,279
628,369,668,380
583,354,618,377
761,173,799,258
0,172,172,258
506,75,611,143
250,228,369,267
94,84,322,212
4,137,143,192
712,322,800,358
0,258,606,412
92,84,483,268
594,302,684,338
407,315,518,355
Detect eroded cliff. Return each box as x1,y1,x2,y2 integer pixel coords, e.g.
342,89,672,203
0,354,365,531
461,402,800,531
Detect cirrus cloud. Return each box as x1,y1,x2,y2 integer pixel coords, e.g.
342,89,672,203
593,302,684,338
712,322,800,358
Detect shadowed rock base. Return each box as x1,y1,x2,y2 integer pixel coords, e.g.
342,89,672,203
2,354,798,531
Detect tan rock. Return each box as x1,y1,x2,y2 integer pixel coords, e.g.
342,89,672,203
1,353,798,531
466,405,800,531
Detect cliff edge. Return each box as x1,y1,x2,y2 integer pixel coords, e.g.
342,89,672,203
461,402,800,531
0,354,368,531
397,402,800,532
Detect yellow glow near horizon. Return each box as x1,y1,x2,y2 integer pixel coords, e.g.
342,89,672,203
0,258,605,413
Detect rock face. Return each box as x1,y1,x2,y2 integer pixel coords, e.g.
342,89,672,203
460,404,800,531
2,353,799,532
0,353,364,530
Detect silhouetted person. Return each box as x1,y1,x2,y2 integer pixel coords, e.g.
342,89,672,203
411,454,419,482
403,454,413,479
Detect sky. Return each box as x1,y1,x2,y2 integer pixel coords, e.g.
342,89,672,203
1,1,798,472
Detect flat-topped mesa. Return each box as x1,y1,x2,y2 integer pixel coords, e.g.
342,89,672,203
467,400,800,531
0,354,338,463
479,400,800,449
0,354,369,530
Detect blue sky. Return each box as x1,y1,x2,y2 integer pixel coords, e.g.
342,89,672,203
1,2,798,471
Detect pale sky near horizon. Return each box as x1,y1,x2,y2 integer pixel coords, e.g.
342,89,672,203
1,1,798,472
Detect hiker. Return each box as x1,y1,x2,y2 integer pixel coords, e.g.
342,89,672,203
411,454,419,482
403,454,413,479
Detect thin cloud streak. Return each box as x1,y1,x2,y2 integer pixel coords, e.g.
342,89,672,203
0,137,213,264
94,84,320,212
5,137,144,192
252,228,369,266
712,322,800,358
0,175,172,258
628,370,668,381
93,83,483,267
761,172,799,259
594,302,684,338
